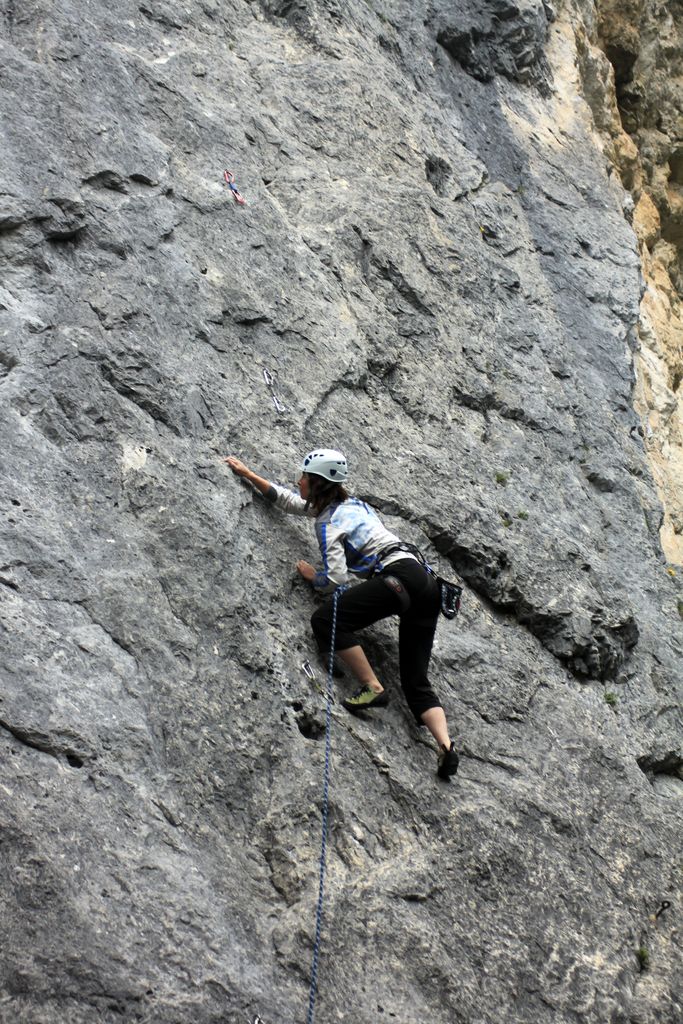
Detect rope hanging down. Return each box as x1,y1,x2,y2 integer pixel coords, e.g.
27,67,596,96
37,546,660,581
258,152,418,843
306,586,343,1024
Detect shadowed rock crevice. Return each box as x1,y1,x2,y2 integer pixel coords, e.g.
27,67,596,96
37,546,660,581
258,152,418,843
362,493,641,681
0,718,89,767
428,523,640,680
435,0,554,94
637,751,683,780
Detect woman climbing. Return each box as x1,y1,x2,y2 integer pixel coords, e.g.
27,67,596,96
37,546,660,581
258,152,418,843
224,449,459,779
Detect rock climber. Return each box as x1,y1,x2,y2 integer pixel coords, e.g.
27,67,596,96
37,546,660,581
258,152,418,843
223,169,245,205
224,449,459,779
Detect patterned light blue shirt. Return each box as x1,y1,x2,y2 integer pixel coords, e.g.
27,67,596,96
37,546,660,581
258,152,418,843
266,485,416,591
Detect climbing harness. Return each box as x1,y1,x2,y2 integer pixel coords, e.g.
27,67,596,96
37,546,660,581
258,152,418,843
262,368,286,414
374,543,463,620
306,585,343,1024
224,169,246,205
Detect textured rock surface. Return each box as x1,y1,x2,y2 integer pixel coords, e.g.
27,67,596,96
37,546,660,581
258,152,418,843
575,0,683,561
1,2,682,1023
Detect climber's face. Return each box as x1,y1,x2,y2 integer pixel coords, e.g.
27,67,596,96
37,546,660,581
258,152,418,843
298,473,311,500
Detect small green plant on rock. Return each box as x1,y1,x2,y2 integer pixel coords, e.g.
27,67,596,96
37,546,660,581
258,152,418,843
517,510,529,520
637,947,650,972
495,471,509,486
604,692,618,707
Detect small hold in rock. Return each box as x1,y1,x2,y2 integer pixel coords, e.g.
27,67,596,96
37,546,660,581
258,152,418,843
296,712,325,741
66,753,84,768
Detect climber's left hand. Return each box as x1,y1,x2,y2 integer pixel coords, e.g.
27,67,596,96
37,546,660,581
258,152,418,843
296,560,316,582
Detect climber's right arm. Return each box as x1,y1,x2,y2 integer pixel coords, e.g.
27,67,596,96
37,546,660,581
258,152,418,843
224,456,272,496
224,456,310,515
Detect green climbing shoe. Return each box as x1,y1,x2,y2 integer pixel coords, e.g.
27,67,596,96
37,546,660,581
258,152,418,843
437,742,459,779
342,686,389,714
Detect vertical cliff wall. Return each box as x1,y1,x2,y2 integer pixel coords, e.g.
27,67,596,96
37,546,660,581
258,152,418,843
575,0,683,561
1,2,681,1023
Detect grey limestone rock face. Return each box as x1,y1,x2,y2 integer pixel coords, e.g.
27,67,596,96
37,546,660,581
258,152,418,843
436,0,554,94
1,1,682,1023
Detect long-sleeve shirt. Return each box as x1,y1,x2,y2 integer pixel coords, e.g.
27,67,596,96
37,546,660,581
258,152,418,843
265,484,416,591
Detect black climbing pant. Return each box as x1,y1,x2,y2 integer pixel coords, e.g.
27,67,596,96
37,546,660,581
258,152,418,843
310,558,442,722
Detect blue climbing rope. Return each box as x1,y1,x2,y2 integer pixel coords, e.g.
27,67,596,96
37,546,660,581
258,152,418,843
306,586,343,1024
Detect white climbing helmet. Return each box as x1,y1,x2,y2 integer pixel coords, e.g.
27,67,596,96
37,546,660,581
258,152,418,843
300,448,348,482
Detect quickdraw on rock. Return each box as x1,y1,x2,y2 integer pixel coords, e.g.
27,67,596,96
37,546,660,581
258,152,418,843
224,168,246,205
262,368,286,414
302,660,315,681
655,900,672,920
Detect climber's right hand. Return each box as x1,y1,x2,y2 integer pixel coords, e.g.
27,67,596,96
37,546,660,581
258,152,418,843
224,456,251,478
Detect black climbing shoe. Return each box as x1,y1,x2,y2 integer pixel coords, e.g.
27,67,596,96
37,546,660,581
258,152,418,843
342,686,389,714
437,742,459,779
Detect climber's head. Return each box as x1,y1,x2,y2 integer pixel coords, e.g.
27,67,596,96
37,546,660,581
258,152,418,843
298,449,349,513
300,449,348,482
